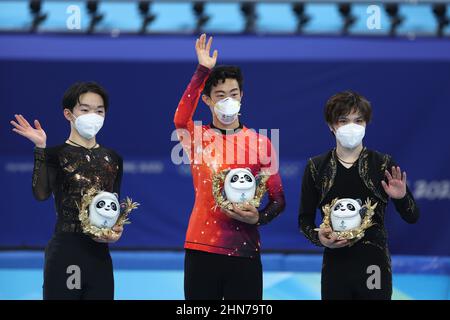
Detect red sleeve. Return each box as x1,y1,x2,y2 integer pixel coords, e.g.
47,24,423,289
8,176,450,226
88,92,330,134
174,64,211,131
257,136,286,226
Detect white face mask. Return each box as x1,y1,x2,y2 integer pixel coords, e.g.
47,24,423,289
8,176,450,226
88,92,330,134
73,113,104,139
335,123,365,149
213,97,241,125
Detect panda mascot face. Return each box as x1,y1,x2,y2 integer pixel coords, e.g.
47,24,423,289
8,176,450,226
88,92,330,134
330,198,362,232
88,191,120,229
224,168,256,203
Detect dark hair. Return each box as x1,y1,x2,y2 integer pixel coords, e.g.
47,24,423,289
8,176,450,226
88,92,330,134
324,90,372,125
203,65,243,97
62,82,109,112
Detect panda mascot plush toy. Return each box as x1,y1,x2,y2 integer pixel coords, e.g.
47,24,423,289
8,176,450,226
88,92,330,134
88,191,120,229
224,168,256,203
331,198,366,232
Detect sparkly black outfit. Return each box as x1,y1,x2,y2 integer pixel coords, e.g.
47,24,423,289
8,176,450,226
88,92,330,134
33,143,123,300
298,147,419,300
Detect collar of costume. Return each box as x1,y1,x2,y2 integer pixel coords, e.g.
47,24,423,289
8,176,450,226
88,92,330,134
209,122,244,135
309,147,389,205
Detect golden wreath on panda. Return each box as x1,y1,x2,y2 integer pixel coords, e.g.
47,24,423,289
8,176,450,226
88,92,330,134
212,167,270,211
77,187,139,238
320,197,378,243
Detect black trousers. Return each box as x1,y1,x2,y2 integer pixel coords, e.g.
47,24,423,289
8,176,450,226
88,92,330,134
184,249,263,300
43,233,114,300
321,242,392,300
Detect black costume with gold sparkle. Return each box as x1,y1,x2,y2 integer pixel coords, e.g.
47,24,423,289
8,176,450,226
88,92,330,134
298,147,419,299
33,143,122,299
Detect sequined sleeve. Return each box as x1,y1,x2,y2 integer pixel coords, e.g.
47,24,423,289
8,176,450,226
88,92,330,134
32,147,57,201
113,154,123,199
298,159,324,247
386,157,420,224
